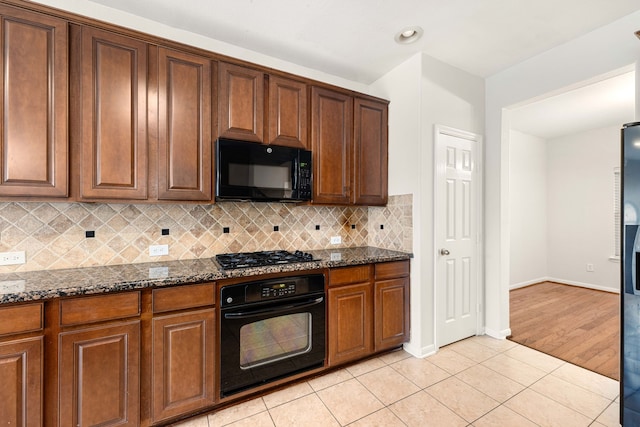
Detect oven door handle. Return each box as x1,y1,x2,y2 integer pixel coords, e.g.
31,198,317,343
223,296,324,319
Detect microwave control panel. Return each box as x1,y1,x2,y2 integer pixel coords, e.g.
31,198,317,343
297,151,312,199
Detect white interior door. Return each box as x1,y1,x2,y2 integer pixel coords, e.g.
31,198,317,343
435,125,482,347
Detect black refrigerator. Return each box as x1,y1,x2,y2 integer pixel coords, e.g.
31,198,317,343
622,121,640,425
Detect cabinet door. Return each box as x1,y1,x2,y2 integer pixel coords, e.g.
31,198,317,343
353,97,388,205
0,7,68,197
157,47,212,201
268,76,307,148
79,27,148,200
151,309,215,423
327,282,372,366
311,87,353,205
218,62,263,142
0,336,42,427
375,277,409,351
59,321,140,427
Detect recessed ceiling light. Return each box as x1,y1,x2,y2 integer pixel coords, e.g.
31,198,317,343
394,26,423,44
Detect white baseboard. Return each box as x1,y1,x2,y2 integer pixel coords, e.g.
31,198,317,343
510,277,619,294
402,342,436,358
510,277,549,290
485,327,512,339
547,278,619,294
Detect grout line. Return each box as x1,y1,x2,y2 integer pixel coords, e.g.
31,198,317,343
181,339,615,426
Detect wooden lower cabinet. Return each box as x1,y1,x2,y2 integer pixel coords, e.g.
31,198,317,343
151,309,215,423
327,282,373,366
58,321,140,427
375,277,410,351
374,261,410,351
0,264,407,425
328,261,410,367
0,336,43,426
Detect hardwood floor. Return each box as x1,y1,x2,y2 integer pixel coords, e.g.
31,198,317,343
509,281,619,380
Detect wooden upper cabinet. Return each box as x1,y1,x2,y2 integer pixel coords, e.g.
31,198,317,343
311,86,353,205
218,62,264,143
0,6,68,197
156,47,212,201
78,26,148,200
268,75,308,148
353,97,388,206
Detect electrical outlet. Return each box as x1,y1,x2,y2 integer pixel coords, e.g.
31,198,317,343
586,263,595,272
0,279,25,293
148,266,169,278
149,244,169,257
330,236,341,245
0,251,26,266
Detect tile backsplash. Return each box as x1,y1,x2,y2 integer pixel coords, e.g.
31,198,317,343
0,194,412,272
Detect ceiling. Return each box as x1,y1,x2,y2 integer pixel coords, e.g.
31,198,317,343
85,0,640,83
82,0,640,138
510,71,636,139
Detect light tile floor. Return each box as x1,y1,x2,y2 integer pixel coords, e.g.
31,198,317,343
173,336,620,427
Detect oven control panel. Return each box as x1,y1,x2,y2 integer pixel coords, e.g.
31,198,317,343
261,282,296,298
221,274,325,307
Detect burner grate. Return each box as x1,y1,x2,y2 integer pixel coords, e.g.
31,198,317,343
215,250,315,269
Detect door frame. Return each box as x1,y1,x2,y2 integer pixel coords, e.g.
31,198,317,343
433,124,484,349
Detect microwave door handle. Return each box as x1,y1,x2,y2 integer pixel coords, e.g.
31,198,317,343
293,157,299,193
224,296,324,320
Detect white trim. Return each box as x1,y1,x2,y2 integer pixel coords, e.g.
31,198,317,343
402,342,436,359
485,328,512,340
433,124,484,348
509,276,619,294
509,277,549,290
544,277,620,294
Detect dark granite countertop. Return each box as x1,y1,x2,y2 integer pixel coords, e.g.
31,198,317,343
0,246,411,304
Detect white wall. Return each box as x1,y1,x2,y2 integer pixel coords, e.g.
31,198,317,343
509,130,547,287
24,0,486,357
510,126,621,292
32,0,373,96
546,126,620,291
486,11,640,338
370,55,427,355
373,53,484,356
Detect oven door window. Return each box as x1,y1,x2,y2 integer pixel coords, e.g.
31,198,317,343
240,312,311,369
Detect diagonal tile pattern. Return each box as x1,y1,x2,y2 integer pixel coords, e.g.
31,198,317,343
0,195,413,272
173,336,620,427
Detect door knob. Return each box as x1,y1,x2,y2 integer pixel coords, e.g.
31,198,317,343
440,249,450,256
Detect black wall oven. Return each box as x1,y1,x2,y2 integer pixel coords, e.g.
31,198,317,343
219,274,325,397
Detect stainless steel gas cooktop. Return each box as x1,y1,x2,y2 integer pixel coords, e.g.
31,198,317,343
215,250,316,270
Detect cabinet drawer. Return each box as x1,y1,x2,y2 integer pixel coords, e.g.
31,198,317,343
329,265,371,287
152,283,215,313
0,303,43,337
375,260,410,280
60,292,140,326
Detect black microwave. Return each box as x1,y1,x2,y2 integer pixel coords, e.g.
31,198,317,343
215,138,312,202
